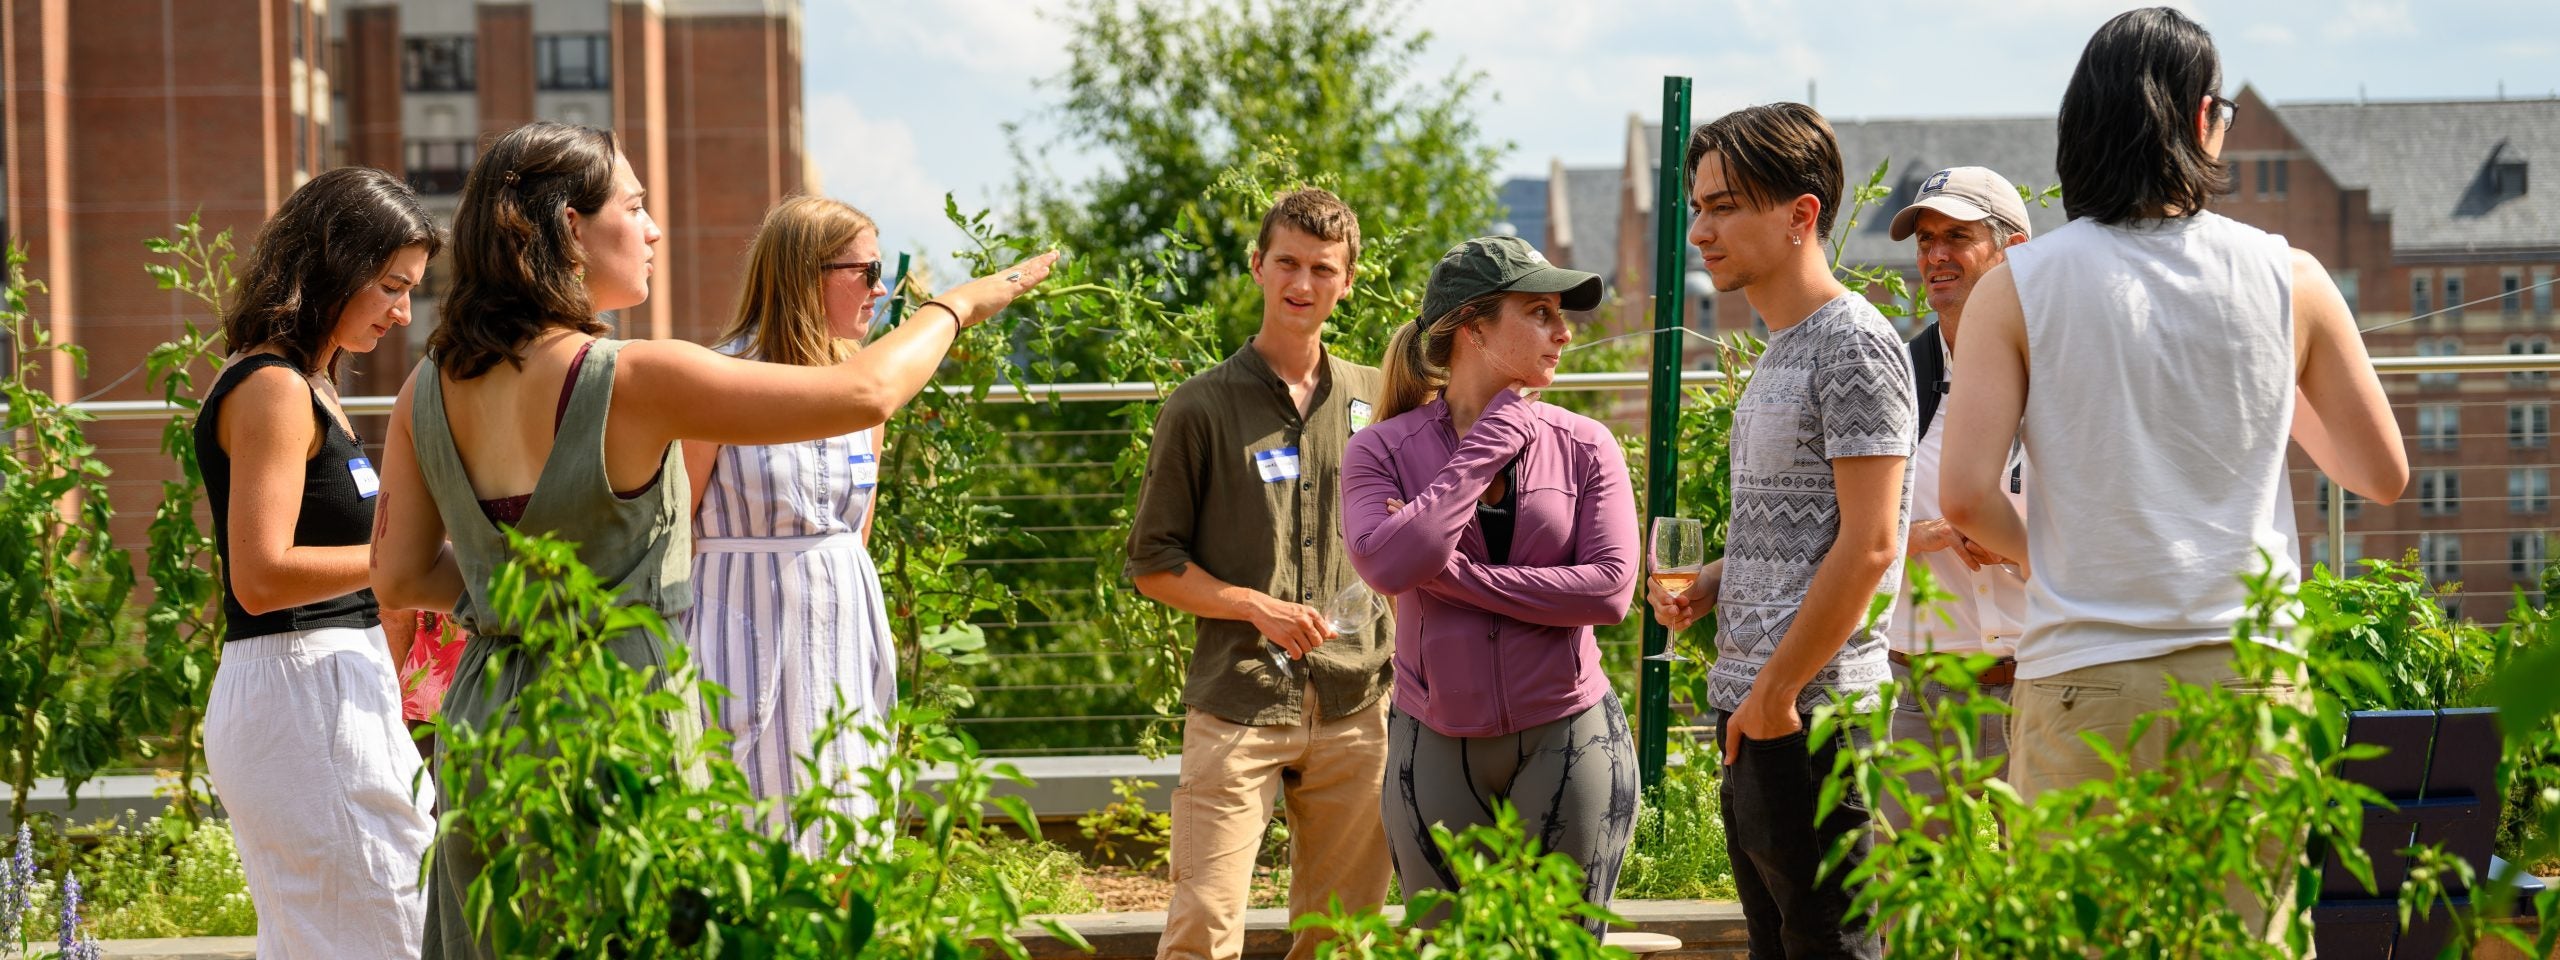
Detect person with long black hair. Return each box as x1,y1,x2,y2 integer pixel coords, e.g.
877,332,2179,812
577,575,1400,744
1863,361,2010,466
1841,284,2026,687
196,165,442,959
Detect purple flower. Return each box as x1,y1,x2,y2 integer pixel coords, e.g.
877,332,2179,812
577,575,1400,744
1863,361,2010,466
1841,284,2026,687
0,824,26,943
54,869,100,960
56,870,82,955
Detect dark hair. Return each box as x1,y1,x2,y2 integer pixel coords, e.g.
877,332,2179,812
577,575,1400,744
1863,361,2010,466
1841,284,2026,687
221,166,441,380
429,121,621,380
1683,102,1844,242
2057,7,2232,224
1255,187,1363,268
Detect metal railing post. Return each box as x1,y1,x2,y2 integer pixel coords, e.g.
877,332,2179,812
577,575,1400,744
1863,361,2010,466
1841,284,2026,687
1638,76,1693,792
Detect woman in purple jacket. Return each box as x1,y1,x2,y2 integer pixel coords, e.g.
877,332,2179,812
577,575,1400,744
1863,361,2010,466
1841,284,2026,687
1342,236,1640,928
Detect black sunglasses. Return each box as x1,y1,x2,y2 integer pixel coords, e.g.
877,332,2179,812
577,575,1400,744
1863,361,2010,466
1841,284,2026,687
821,259,885,287
2208,94,2240,127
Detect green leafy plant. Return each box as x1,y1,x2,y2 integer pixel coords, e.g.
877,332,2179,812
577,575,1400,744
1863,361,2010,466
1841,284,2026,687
118,216,235,822
1843,555,2560,958
0,245,134,825
1298,801,1631,959
1842,558,2378,957
1615,734,1735,901
16,815,256,940
1077,777,1172,871
440,528,1090,957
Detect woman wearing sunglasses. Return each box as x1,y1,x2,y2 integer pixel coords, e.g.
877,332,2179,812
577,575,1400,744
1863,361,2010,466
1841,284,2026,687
681,195,916,853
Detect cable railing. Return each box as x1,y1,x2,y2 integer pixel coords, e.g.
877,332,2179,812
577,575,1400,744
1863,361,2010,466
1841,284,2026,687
19,352,2559,756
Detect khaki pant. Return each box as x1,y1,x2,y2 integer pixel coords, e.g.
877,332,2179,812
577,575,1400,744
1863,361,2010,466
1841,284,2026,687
1159,684,1393,960
2009,642,2307,945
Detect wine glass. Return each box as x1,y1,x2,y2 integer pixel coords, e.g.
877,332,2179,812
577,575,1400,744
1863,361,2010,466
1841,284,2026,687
1647,517,1706,663
1267,580,1386,680
1326,578,1386,638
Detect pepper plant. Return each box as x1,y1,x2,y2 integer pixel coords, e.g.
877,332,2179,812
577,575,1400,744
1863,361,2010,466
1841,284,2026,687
0,245,135,825
441,529,1091,958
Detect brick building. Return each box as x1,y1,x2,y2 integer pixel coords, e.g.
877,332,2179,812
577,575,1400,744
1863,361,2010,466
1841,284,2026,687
2,0,806,556
1502,86,2557,608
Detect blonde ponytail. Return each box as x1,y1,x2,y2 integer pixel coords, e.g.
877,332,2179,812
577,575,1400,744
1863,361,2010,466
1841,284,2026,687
1377,293,1503,423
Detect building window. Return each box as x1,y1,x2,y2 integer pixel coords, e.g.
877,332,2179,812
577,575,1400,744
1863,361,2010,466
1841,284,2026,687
2416,403,2461,450
2515,534,2549,582
2446,273,2466,317
2510,335,2552,387
2418,469,2462,516
2255,157,2270,198
2314,475,2364,519
404,36,475,93
2412,272,2433,317
289,1,306,61
2419,533,2462,586
2512,402,2552,448
2305,535,2367,571
2274,157,2290,197
2505,269,2526,315
2417,336,2462,388
2516,468,2553,513
536,34,611,91
2537,266,2554,316
404,139,476,195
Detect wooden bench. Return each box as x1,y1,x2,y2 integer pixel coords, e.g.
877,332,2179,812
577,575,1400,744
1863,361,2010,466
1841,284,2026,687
2314,708,2548,959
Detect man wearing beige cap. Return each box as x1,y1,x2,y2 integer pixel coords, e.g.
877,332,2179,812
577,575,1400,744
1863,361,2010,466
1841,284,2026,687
1878,166,2031,834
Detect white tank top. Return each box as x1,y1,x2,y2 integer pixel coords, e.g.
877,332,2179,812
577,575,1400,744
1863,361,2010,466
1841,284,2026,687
2006,212,2301,680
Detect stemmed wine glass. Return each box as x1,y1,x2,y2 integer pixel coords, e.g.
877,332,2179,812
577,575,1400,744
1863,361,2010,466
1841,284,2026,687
1267,579,1387,679
1646,517,1705,663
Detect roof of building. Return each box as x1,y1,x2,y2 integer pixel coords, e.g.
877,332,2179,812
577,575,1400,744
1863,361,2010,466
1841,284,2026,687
2270,96,2560,255
1495,176,1551,254
1548,164,1625,285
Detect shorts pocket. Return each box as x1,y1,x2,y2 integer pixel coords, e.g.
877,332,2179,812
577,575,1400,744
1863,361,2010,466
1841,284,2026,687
2022,675,2126,707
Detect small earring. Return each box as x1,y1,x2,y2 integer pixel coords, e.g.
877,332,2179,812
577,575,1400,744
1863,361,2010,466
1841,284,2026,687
1792,234,1803,246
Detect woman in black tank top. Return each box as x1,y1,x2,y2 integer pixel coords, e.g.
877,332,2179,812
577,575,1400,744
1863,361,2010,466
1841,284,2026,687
194,167,444,960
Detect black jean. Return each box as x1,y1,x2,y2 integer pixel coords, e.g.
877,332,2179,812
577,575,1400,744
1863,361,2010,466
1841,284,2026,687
1717,709,1881,960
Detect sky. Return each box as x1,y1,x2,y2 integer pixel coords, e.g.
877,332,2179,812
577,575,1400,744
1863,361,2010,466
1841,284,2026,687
803,0,2560,260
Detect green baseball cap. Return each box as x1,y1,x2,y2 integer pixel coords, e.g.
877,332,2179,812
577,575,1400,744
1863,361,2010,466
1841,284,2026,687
1419,236,1604,326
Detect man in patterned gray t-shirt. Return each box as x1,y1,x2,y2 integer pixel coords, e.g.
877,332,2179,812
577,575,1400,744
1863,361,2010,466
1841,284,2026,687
1645,103,1913,960
1706,291,1914,715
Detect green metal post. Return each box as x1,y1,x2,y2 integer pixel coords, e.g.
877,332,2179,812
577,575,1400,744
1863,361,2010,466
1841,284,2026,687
1638,76,1693,791
883,252,915,330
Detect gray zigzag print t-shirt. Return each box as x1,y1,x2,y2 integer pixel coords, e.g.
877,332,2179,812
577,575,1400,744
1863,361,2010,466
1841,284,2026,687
1707,293,1916,714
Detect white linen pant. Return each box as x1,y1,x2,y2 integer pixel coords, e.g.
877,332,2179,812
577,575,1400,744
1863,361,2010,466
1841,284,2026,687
204,625,435,960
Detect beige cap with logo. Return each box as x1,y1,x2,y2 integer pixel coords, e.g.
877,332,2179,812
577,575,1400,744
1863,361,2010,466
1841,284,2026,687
1887,166,2034,242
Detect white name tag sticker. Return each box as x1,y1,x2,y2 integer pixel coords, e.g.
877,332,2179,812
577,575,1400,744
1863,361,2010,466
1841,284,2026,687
848,452,879,489
1349,399,1374,433
1254,446,1303,483
348,457,381,499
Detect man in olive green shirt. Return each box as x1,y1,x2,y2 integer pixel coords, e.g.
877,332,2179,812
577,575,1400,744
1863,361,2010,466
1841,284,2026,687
1126,188,1393,960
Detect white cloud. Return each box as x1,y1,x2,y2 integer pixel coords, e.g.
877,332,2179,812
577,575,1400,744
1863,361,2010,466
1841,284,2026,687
2241,23,2296,45
824,0,1073,82
802,92,964,259
2321,0,2417,41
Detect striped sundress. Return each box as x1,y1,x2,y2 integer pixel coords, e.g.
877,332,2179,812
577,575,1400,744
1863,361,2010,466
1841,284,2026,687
687,369,898,856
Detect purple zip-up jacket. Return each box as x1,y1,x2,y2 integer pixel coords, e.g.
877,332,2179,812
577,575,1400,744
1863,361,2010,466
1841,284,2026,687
1342,389,1638,738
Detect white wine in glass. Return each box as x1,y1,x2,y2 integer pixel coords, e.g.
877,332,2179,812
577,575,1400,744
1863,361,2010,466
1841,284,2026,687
1647,516,1706,663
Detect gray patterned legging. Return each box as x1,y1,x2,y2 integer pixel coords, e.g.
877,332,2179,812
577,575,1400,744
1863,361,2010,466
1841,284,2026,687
1383,693,1640,933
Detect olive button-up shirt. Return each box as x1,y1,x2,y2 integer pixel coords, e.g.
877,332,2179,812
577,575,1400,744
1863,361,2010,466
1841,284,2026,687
1125,339,1392,726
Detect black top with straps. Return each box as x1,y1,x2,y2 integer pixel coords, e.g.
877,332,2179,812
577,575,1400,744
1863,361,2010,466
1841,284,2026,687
193,354,382,640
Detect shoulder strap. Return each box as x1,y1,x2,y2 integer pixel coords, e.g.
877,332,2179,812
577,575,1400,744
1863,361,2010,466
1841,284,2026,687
1907,321,1946,442
406,359,497,630
550,338,626,488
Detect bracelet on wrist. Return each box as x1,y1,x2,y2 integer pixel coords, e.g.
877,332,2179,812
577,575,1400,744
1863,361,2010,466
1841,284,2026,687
920,299,967,329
